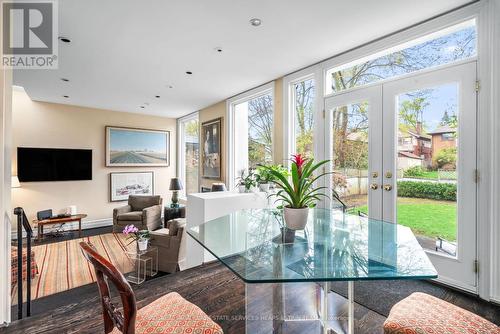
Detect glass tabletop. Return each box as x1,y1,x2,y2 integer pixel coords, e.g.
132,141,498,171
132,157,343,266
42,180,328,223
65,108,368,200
187,208,437,283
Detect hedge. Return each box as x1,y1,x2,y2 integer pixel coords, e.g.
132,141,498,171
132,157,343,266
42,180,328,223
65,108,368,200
397,181,456,201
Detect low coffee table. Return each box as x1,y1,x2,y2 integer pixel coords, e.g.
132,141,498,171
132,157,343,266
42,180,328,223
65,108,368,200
33,214,87,241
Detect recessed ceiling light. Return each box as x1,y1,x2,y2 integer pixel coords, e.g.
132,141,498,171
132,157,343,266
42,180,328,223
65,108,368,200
214,47,223,53
58,37,71,43
61,78,69,82
185,71,193,75
62,95,69,98
155,95,160,98
166,85,174,89
249,18,262,27
140,106,145,109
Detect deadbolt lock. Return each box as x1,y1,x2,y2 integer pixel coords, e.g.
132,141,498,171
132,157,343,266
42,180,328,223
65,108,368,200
385,171,393,179
372,172,378,178
370,183,378,190
383,184,393,191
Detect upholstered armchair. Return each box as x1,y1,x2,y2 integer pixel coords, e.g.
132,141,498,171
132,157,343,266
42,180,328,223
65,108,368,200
149,215,186,273
113,195,163,233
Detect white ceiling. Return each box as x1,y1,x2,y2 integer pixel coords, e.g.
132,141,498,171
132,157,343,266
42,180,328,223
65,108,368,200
14,0,473,118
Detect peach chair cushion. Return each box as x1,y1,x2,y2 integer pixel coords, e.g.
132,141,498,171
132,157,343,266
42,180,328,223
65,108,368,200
111,292,223,334
383,292,499,334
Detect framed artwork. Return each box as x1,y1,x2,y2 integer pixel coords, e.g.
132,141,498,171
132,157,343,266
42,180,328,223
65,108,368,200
110,172,154,202
106,126,170,167
201,118,222,178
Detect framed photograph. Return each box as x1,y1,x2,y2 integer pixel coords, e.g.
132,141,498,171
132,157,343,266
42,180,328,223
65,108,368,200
106,126,170,167
110,172,154,202
201,118,222,178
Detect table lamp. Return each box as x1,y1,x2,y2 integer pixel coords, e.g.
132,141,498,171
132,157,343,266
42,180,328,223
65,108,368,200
169,178,183,208
211,183,226,192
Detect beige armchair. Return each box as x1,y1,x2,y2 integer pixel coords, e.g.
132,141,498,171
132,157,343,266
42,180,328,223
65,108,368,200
113,195,163,233
149,217,186,273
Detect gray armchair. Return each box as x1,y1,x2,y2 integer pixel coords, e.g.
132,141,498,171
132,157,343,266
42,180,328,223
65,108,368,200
149,214,186,273
113,195,163,233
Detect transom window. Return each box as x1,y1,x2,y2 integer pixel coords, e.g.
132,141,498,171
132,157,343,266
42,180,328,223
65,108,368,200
325,20,477,95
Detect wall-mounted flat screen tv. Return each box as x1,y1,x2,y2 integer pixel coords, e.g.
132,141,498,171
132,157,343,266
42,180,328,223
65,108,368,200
17,147,92,182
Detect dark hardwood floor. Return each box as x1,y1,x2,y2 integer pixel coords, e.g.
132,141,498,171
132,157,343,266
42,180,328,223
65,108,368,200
2,260,499,334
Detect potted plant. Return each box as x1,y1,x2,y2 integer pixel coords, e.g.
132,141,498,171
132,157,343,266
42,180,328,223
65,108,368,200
236,169,257,193
260,154,329,230
123,224,151,251
266,164,289,189
256,166,273,192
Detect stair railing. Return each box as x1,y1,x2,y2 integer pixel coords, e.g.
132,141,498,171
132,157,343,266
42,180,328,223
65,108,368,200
13,207,33,319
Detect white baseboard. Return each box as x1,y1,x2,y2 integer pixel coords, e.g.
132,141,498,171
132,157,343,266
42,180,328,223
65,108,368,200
432,276,478,295
11,218,113,240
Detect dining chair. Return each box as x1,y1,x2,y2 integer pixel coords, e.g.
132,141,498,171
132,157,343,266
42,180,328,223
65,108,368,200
79,241,223,334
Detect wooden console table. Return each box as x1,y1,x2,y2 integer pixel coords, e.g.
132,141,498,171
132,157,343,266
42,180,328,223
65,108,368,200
33,214,87,241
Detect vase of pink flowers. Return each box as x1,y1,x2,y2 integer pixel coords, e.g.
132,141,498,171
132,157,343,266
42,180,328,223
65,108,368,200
122,225,151,251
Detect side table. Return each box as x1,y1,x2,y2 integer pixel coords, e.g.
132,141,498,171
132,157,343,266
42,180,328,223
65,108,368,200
123,246,158,284
164,204,185,226
33,214,88,241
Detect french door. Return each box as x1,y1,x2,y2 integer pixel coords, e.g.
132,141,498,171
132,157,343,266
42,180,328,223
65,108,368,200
324,61,477,291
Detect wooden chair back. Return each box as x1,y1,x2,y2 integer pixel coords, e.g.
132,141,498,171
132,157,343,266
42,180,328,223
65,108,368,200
79,241,137,334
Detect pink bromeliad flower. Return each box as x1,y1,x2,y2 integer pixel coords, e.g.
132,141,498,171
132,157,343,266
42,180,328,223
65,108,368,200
291,154,307,177
122,224,138,235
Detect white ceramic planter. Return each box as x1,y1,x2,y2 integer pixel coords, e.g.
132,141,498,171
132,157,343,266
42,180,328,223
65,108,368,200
283,206,309,230
238,185,246,193
137,239,148,251
259,183,270,192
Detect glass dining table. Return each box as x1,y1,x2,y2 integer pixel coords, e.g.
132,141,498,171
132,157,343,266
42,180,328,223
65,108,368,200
187,208,437,334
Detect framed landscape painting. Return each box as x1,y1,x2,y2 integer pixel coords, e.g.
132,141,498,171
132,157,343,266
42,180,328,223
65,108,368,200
201,118,222,178
110,172,154,202
106,126,169,167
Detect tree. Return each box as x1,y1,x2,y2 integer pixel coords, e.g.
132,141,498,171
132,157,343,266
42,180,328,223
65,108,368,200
332,102,368,170
294,79,314,157
399,96,429,130
247,94,273,165
434,148,457,169
440,111,451,126
185,119,199,137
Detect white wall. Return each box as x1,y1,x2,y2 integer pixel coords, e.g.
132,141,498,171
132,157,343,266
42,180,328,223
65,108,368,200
11,88,177,228
488,0,500,303
0,67,12,324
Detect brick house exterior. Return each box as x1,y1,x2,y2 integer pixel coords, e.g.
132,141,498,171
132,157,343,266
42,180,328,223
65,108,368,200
427,125,457,159
398,123,432,167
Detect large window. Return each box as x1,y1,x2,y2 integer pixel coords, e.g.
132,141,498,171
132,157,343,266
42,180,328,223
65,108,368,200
325,20,477,95
228,83,274,187
178,114,199,195
292,78,315,158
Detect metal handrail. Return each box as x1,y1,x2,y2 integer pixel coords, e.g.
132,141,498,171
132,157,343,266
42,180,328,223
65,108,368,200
13,207,33,319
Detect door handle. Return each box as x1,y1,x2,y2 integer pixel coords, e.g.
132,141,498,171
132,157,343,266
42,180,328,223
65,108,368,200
370,183,378,190
383,184,392,191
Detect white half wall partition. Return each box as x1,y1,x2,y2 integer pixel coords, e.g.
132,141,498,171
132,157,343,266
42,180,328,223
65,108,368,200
185,191,269,269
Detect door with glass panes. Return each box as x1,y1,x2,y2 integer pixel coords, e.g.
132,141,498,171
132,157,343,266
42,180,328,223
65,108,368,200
325,61,477,291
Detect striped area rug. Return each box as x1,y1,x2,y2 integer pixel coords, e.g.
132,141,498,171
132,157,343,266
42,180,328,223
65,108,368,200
12,233,135,305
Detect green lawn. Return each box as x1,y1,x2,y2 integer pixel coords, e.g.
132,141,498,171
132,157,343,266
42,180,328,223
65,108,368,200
349,197,456,241
403,170,438,179
403,170,457,180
